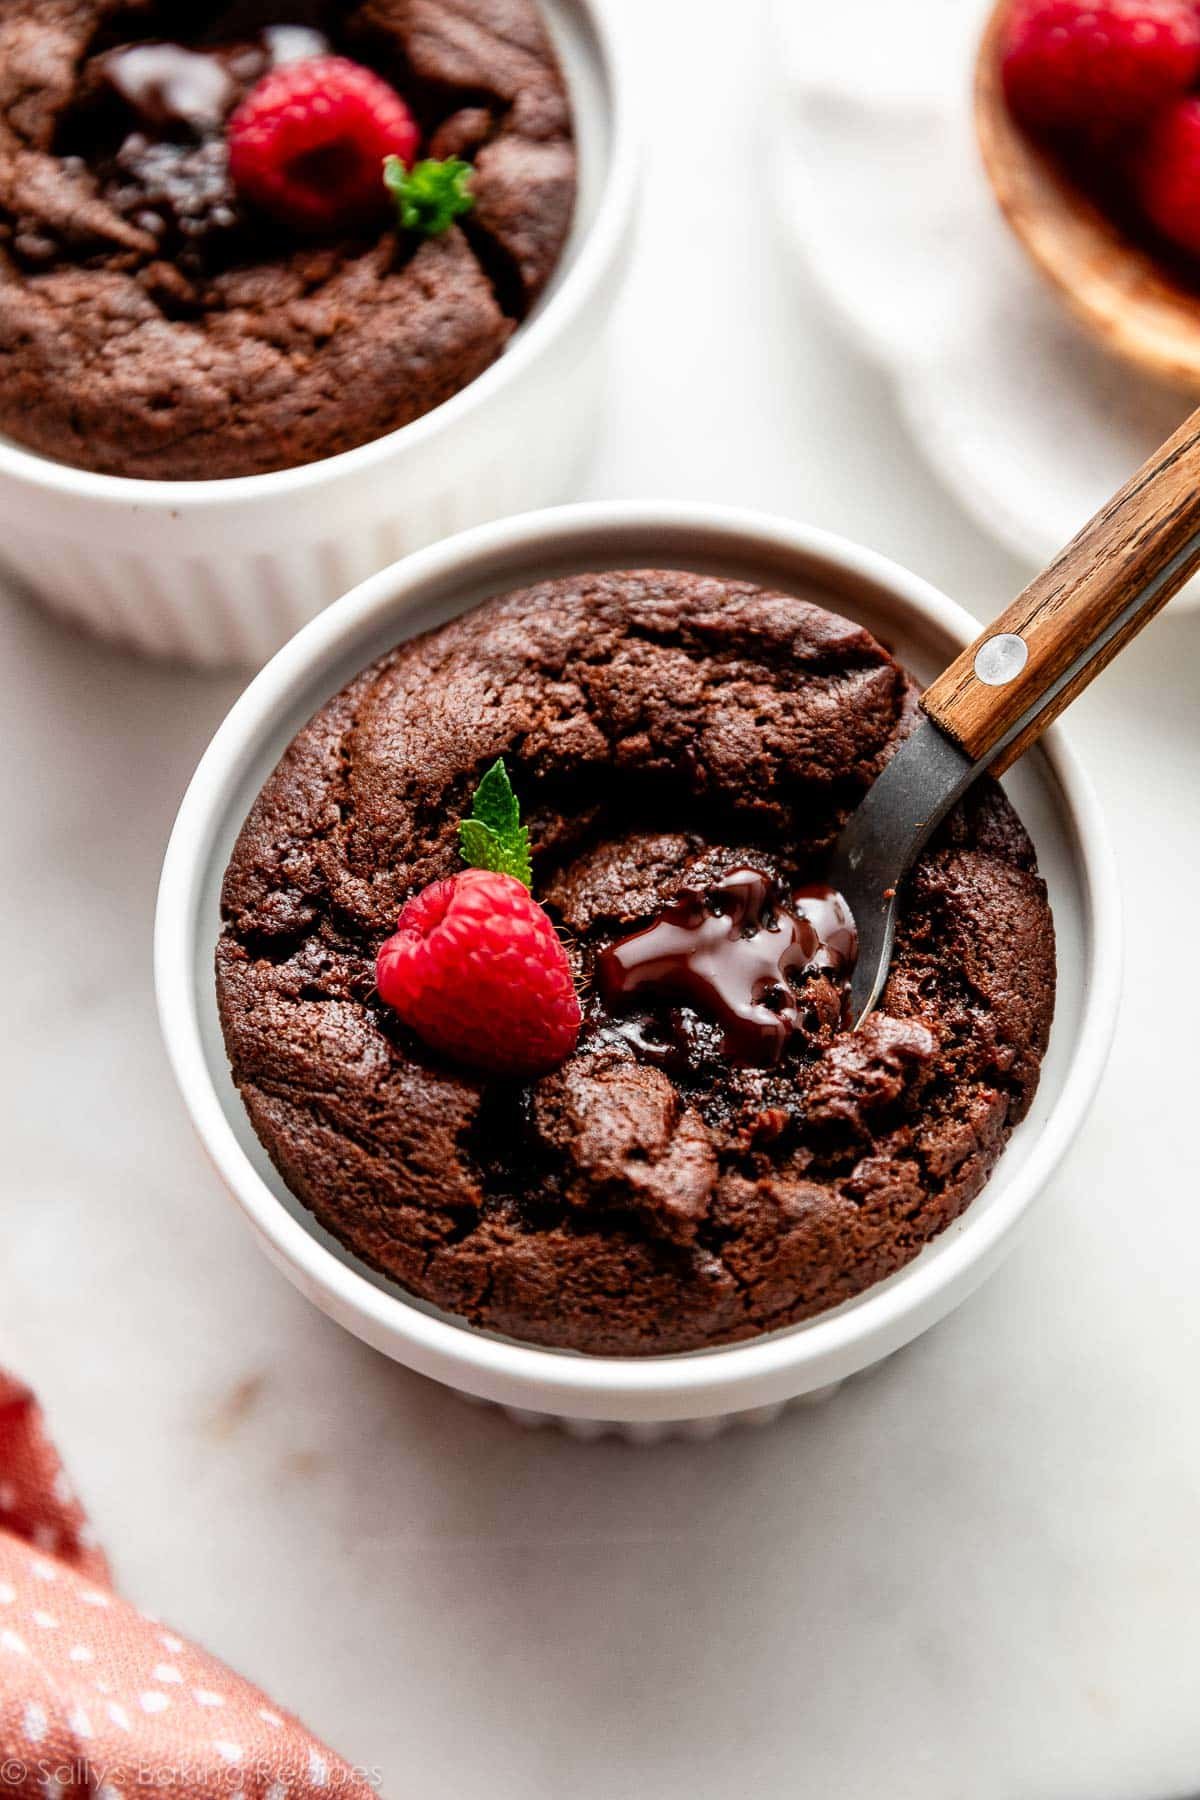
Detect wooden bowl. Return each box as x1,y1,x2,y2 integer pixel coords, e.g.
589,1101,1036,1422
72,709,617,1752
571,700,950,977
976,0,1200,393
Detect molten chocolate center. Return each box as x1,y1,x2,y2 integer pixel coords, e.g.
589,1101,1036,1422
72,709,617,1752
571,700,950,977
100,27,329,135
596,867,857,1069
71,25,331,272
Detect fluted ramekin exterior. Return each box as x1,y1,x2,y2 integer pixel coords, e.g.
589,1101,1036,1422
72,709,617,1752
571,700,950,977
0,0,631,668
478,1383,848,1442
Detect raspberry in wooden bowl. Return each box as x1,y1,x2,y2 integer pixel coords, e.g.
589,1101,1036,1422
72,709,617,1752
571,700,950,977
977,0,1200,392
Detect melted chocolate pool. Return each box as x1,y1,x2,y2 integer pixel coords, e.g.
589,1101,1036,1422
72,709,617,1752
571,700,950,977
596,867,857,1070
99,27,329,135
77,25,330,270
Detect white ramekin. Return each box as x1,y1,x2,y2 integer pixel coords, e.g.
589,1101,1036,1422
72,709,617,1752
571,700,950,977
0,0,633,670
155,502,1123,1441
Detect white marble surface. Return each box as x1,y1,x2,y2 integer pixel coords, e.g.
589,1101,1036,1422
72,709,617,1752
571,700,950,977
4,3,1200,1796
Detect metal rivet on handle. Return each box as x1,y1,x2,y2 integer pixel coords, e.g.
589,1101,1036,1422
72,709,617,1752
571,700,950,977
974,633,1029,686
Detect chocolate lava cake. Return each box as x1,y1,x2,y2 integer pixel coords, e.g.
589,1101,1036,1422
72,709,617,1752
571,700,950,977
0,0,576,478
216,571,1057,1356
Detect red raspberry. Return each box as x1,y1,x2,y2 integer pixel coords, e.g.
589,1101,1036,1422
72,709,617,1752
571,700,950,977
1001,0,1200,135
376,870,581,1080
227,54,419,233
1137,95,1200,252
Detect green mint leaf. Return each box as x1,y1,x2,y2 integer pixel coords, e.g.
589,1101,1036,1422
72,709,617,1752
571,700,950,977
459,819,533,888
459,759,532,888
383,155,475,238
470,758,521,839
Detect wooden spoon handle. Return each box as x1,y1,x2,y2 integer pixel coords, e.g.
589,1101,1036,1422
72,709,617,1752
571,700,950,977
922,406,1200,775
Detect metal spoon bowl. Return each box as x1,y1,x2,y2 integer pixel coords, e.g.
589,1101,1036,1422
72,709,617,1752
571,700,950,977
832,407,1200,1024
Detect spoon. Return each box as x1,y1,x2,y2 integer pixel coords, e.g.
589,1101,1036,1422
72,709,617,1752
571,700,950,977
832,405,1200,1025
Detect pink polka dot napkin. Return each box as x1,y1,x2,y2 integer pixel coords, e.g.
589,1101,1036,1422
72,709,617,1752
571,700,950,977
0,1373,374,1799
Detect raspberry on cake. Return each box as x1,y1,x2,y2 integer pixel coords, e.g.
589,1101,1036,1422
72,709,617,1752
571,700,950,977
0,0,576,480
227,55,420,233
374,758,580,1078
377,869,582,1080
216,571,1057,1358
